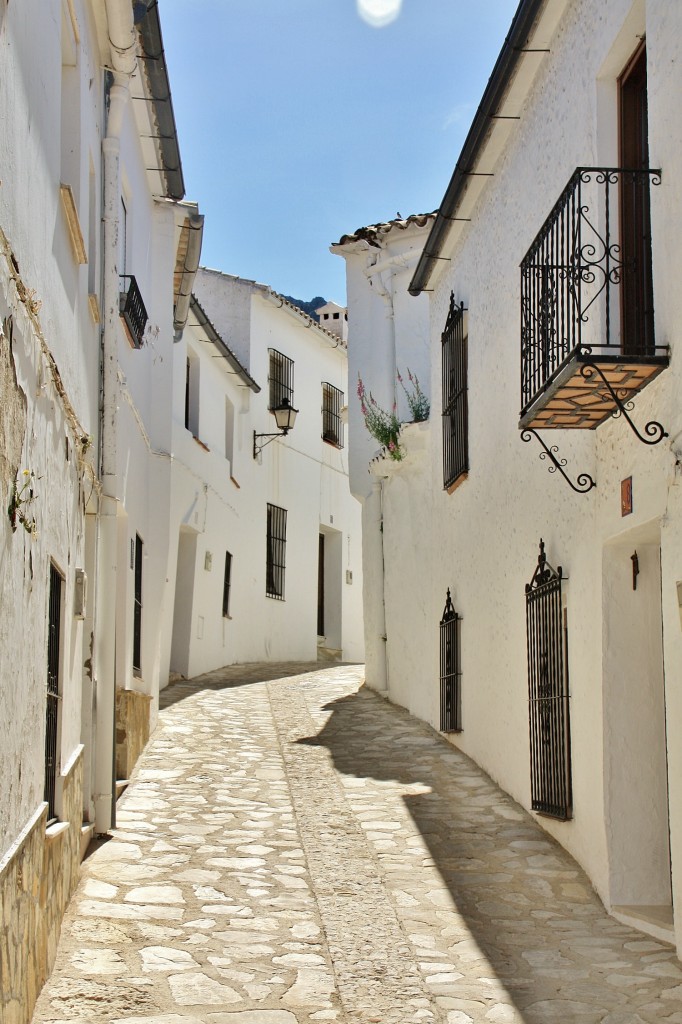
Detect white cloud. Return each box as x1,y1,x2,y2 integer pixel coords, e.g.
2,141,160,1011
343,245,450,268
357,0,402,29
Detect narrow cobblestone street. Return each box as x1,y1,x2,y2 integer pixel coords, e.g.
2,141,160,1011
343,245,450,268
32,664,682,1024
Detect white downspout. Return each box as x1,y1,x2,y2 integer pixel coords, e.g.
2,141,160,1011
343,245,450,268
93,2,137,834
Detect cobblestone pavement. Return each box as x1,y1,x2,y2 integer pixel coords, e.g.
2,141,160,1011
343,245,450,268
32,663,682,1024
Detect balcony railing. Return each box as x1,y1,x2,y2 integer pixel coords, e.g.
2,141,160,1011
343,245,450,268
119,274,148,348
520,167,667,430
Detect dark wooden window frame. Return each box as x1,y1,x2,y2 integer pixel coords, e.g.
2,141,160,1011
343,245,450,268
619,39,655,356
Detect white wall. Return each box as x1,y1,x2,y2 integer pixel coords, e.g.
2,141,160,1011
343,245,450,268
337,0,682,949
0,0,105,855
160,273,365,682
333,223,433,694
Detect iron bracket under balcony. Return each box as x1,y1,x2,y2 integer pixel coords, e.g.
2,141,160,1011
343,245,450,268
119,274,148,349
519,167,668,444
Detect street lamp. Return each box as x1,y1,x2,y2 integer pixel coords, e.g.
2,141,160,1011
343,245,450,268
253,397,299,459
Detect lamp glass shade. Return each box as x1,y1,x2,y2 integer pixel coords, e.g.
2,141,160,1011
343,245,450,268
273,398,298,433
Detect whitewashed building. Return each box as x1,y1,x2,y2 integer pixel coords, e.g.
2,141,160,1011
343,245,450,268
161,268,365,678
336,0,682,954
0,2,202,1020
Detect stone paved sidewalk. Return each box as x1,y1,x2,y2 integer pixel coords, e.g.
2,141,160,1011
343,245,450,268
32,663,682,1024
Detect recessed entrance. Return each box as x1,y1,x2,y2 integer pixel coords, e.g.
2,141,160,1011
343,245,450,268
602,524,673,938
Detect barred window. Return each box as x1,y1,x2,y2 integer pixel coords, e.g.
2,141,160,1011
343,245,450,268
222,551,232,617
268,349,294,410
442,294,468,490
439,588,462,732
45,562,63,824
266,503,287,600
322,383,343,448
525,540,573,820
133,534,143,675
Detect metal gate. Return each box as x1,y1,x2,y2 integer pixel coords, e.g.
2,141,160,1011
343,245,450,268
45,563,62,823
525,540,572,819
439,588,461,732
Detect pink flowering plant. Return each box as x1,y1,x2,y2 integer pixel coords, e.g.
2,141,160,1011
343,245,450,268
357,368,430,462
397,368,430,422
357,375,402,460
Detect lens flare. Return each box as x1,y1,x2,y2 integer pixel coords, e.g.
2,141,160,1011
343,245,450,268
357,0,402,28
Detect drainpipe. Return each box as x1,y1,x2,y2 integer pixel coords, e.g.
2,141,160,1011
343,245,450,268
93,1,137,834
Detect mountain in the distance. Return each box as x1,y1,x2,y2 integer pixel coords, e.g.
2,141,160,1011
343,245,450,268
283,295,327,322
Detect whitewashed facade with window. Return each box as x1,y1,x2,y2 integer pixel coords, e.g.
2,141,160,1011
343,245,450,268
336,0,682,956
0,3,204,1020
160,268,365,681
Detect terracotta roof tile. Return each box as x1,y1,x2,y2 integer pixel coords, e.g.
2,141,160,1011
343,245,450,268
334,212,436,248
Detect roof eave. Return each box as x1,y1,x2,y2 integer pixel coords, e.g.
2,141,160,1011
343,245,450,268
137,2,185,201
189,294,261,393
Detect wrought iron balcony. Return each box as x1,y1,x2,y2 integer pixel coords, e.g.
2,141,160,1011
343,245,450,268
520,167,667,434
119,274,148,348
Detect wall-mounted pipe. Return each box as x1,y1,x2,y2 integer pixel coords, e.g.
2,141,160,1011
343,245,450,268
93,0,138,835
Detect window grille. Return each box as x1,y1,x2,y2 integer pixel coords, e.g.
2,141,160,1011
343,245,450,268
45,563,63,823
133,535,143,674
266,503,287,600
525,540,573,820
439,588,461,732
322,382,344,447
442,294,468,489
268,349,294,410
119,275,148,348
184,357,190,430
223,551,232,617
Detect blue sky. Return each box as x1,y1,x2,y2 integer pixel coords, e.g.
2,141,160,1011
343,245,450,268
160,0,518,304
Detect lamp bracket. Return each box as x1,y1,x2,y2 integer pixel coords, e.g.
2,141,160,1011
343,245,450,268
253,429,287,459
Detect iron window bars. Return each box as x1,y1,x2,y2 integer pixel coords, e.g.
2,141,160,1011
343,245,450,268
322,382,344,448
525,540,573,820
45,563,63,824
266,503,287,600
119,274,148,348
439,588,462,732
133,535,143,674
223,551,232,617
268,349,294,411
442,294,468,489
520,166,663,418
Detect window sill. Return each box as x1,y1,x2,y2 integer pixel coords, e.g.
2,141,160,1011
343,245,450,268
446,472,468,495
192,435,210,452
45,821,69,843
230,475,240,489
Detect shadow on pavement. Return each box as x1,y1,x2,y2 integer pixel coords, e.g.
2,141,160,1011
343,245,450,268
297,685,672,1024
159,661,328,709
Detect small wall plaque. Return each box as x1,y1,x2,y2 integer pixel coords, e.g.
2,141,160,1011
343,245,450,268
621,476,633,517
